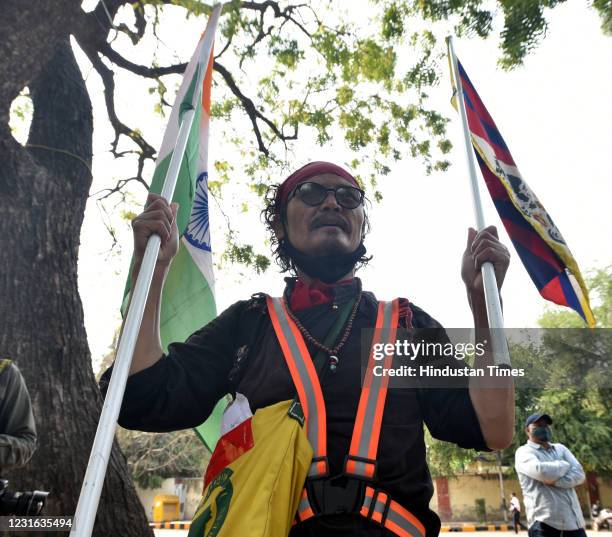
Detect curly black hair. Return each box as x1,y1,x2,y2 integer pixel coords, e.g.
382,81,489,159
261,183,372,274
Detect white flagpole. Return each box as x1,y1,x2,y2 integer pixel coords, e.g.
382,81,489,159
446,36,510,367
70,6,222,536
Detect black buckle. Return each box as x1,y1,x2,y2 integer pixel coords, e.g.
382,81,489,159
343,454,378,480
365,488,392,526
310,455,330,479
306,475,366,516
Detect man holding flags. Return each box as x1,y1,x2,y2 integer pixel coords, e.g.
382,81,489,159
103,159,514,536
89,8,591,537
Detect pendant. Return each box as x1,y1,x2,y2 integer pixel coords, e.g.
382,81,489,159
329,355,339,372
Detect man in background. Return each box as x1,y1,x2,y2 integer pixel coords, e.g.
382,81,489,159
0,359,37,472
509,491,527,533
515,412,586,537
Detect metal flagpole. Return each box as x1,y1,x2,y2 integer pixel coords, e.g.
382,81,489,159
446,36,510,367
70,5,222,536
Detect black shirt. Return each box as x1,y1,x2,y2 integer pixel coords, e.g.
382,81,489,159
101,280,489,536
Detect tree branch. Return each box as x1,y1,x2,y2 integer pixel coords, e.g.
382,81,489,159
95,198,120,251
239,9,273,68
99,42,186,77
240,1,313,38
235,0,314,72
74,0,309,192
214,32,234,60
99,44,299,157
91,0,132,31
80,0,150,57
115,2,148,45
78,43,156,181
214,60,297,154
91,175,150,201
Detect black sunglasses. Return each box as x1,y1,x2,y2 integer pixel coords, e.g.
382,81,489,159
290,181,365,210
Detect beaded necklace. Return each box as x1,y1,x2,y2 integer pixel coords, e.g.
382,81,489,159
284,279,363,372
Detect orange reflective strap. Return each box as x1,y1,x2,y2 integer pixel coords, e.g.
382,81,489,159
362,486,426,537
278,296,425,537
266,296,328,478
347,303,383,477
295,488,315,522
345,299,399,478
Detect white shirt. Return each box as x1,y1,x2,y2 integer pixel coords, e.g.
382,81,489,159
515,440,585,530
510,496,521,512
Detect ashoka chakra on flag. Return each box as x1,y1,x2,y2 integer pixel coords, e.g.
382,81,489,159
185,172,211,252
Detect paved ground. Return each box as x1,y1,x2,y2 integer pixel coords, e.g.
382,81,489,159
153,530,610,537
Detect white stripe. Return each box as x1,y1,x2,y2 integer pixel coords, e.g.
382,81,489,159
182,236,216,301
184,105,215,298
156,5,219,162
198,111,210,175
566,270,587,307
179,22,216,297
156,39,205,162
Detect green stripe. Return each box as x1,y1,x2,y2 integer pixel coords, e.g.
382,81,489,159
120,93,222,451
193,397,227,452
148,101,203,236
180,62,202,119
162,242,220,451
121,101,203,311
160,241,216,350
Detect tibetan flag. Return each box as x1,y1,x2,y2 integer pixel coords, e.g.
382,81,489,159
449,56,595,327
122,5,226,450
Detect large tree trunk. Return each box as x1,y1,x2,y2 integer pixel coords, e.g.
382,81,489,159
0,31,152,537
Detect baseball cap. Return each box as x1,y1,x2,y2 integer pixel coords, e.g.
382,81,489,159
525,412,553,428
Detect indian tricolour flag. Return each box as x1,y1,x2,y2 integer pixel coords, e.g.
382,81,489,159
122,5,225,450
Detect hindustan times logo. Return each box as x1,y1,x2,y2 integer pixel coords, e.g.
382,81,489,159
372,340,486,361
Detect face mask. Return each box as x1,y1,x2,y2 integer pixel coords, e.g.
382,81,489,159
533,426,552,442
282,237,367,284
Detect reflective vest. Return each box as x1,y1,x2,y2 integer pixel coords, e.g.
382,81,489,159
266,296,426,537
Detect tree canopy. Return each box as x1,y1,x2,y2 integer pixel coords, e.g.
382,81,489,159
381,0,612,69
528,266,612,473
10,1,611,272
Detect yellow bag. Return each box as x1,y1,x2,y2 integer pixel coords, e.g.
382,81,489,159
188,397,312,537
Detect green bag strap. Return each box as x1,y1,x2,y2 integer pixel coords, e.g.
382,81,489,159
312,297,357,372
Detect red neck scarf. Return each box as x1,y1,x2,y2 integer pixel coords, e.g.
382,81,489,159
288,277,413,328
289,277,354,312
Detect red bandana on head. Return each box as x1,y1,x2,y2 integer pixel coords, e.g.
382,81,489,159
276,161,359,207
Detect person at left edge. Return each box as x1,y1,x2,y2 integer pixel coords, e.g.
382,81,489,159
0,359,37,472
101,161,514,536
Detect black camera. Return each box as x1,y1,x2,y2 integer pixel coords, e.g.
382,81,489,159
0,479,49,516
